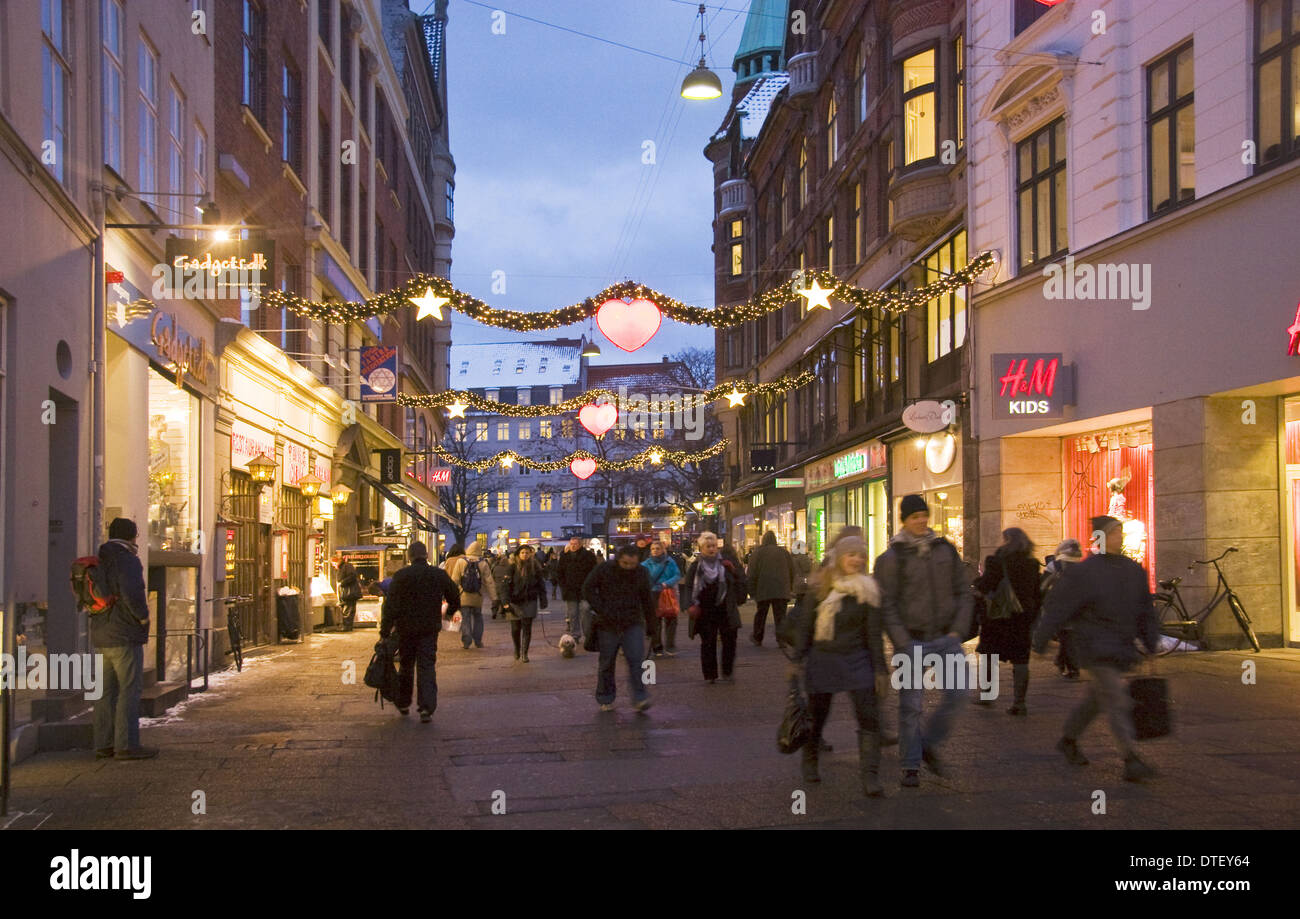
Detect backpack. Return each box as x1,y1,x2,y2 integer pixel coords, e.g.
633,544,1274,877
461,558,483,594
364,638,400,708
70,556,117,615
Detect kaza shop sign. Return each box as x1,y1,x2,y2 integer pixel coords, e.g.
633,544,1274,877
991,353,1075,419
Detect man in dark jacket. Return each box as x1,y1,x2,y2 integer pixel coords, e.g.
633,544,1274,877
582,546,655,712
92,518,157,760
556,537,598,642
1032,516,1160,782
380,541,460,722
874,495,973,787
746,530,795,647
489,549,513,619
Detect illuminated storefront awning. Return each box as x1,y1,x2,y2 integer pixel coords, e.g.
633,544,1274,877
363,475,437,532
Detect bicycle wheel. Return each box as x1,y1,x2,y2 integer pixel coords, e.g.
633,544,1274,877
1228,594,1262,653
1152,593,1186,656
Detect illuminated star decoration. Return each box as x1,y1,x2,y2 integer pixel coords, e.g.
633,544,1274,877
724,390,747,408
409,287,449,320
648,449,664,465
798,279,834,311
444,400,468,418
499,456,514,469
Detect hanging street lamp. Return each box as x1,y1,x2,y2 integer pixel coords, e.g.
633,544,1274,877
680,4,723,100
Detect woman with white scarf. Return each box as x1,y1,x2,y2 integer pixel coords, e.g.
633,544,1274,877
684,532,747,684
790,535,886,796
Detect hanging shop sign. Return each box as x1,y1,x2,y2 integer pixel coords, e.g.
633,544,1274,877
774,477,804,489
150,310,216,388
359,346,399,403
806,442,887,492
231,421,276,473
163,237,275,294
750,448,777,474
284,442,310,486
753,494,765,508
378,449,403,484
902,400,954,434
429,468,451,485
991,353,1075,419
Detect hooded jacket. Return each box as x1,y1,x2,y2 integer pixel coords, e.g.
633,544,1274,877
746,538,795,602
640,553,681,591
90,539,150,647
873,529,973,646
447,545,497,608
1032,552,1160,666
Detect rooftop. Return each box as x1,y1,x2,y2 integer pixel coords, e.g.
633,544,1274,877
587,359,694,394
451,340,582,389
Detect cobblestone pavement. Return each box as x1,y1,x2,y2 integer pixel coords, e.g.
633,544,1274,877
5,605,1300,830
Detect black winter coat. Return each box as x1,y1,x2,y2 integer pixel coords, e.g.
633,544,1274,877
746,543,795,601
973,551,1042,664
504,562,549,616
582,560,654,631
90,540,150,647
380,559,461,639
684,558,748,630
556,547,599,601
1032,553,1159,666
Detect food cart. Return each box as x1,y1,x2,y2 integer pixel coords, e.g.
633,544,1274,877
332,543,410,628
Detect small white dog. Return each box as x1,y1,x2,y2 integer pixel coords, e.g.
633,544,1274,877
558,633,577,658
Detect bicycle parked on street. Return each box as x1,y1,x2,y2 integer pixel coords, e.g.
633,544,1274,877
1153,547,1261,655
220,595,254,671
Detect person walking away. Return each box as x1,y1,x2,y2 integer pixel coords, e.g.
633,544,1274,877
490,549,513,619
448,542,496,650
503,544,548,662
685,532,747,684
874,495,973,788
1032,516,1161,782
973,528,1042,715
336,559,362,632
635,535,652,562
582,546,655,711
92,518,158,760
380,541,460,722
641,541,682,656
791,539,813,612
556,536,599,644
790,536,886,796
1042,539,1085,678
747,530,795,647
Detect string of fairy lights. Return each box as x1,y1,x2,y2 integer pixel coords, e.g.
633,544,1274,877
396,371,814,415
261,252,995,330
428,440,730,473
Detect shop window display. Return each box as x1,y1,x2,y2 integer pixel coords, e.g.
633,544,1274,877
147,369,199,552
1064,428,1154,587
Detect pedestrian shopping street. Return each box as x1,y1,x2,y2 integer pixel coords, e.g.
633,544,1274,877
6,605,1298,831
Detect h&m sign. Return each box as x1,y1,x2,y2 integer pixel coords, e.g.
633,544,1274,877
991,353,1075,419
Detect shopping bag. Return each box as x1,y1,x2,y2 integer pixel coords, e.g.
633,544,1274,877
1130,675,1172,740
444,611,462,634
776,674,812,755
657,588,680,619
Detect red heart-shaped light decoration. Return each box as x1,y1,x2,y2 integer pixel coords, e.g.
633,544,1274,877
578,402,617,437
596,298,662,352
569,458,597,480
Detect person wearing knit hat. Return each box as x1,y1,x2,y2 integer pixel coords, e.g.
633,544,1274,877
873,494,974,788
789,535,886,796
972,528,1042,715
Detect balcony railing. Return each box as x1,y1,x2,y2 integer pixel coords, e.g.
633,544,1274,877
719,178,752,216
787,52,818,105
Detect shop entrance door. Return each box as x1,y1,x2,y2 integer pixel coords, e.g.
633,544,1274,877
228,472,274,648
1287,469,1300,644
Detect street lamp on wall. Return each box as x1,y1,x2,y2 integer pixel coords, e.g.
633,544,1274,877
246,452,278,484
331,483,354,505
297,472,323,497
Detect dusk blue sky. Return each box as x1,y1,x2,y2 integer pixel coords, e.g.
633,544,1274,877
440,0,749,363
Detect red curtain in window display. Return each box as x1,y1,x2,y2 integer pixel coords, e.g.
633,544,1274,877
1063,437,1155,589
1286,420,1300,602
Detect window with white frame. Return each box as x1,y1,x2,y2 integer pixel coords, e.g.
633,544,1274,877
192,125,208,200
539,492,553,511
475,421,488,441
925,230,968,362
539,420,552,438
42,0,70,185
517,387,531,406
138,37,159,209
826,96,838,169
549,386,563,405
496,492,509,513
103,0,125,174
477,493,489,513
562,490,574,510
518,492,531,512
168,85,186,207
496,421,509,441
517,422,531,440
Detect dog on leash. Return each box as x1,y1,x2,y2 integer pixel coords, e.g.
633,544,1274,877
558,633,577,658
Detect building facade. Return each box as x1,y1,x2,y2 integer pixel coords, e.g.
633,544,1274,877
969,0,1300,648
708,0,971,563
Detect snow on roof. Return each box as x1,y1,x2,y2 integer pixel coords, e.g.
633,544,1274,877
451,340,582,390
738,73,789,140
586,361,694,394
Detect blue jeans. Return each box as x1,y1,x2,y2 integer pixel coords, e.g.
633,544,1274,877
897,635,968,770
460,605,484,648
564,599,587,639
93,644,143,752
595,624,647,705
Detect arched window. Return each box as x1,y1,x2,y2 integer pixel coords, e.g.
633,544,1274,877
798,140,808,207
826,97,837,169
417,415,428,485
